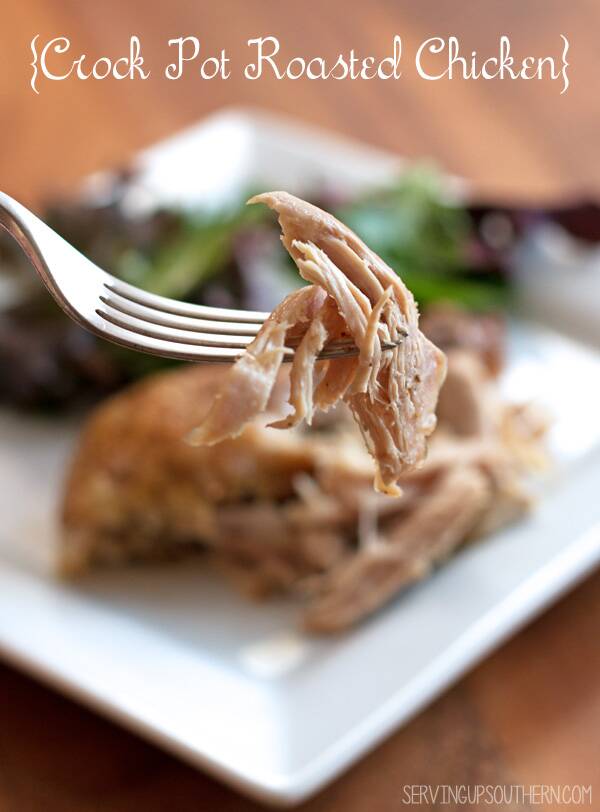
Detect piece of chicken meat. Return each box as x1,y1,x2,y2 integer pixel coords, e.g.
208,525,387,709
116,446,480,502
189,192,447,495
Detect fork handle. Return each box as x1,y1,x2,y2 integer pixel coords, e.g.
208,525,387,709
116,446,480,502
0,190,107,326
1,192,64,298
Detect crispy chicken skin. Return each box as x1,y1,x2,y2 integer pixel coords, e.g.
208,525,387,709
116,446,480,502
188,192,447,495
61,366,317,574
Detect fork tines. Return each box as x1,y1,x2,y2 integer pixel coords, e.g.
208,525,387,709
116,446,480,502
98,279,404,363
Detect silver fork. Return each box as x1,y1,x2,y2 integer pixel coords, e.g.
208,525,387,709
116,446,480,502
0,191,402,363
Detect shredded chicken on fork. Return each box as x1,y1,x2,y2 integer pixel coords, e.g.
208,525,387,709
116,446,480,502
188,192,447,495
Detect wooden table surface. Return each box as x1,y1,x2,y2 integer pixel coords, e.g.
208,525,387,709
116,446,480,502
1,2,599,809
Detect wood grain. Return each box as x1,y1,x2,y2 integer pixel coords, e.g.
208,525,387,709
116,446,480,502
1,1,599,809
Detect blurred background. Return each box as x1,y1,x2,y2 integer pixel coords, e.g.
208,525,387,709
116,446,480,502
1,1,600,810
2,0,599,204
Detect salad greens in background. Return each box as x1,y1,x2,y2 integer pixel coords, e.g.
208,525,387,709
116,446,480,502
0,165,597,412
337,168,508,311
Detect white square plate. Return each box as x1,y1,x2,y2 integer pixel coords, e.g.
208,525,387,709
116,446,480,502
2,109,600,806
